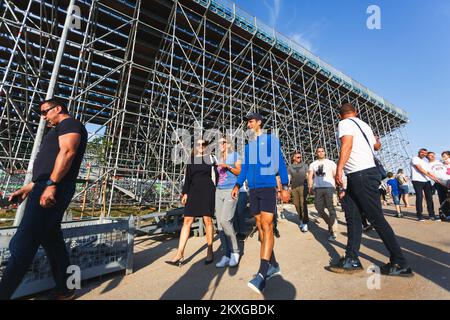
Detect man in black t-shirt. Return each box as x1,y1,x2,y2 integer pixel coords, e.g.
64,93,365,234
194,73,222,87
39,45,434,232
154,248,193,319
0,99,87,300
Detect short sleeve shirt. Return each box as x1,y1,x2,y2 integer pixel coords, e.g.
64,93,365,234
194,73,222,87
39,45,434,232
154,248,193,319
428,160,449,185
338,117,376,174
288,163,309,188
410,157,429,182
32,118,88,183
308,159,337,188
217,151,242,189
387,179,400,196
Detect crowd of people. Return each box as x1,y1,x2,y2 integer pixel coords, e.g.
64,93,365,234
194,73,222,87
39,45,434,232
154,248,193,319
376,150,450,222
0,99,448,299
166,103,447,294
409,149,450,221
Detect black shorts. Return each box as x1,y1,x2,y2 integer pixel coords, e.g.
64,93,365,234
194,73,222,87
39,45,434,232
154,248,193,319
249,187,277,215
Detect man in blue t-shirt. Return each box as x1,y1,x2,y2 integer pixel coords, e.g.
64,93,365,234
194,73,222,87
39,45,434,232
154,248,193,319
231,113,290,295
387,172,403,218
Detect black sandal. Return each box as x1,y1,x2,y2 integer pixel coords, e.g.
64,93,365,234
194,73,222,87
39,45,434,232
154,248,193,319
165,258,184,267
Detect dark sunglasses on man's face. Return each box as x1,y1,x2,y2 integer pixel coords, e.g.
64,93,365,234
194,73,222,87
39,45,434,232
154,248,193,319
197,142,207,147
40,105,58,116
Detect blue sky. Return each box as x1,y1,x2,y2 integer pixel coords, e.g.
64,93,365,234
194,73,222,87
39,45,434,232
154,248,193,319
233,0,450,158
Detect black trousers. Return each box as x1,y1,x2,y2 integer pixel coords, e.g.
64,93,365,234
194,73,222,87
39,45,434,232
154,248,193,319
435,183,447,206
412,181,435,218
344,167,408,267
435,183,449,214
234,191,251,234
0,181,75,299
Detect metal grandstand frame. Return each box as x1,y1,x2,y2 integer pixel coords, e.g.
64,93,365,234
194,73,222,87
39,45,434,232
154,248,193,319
0,0,412,222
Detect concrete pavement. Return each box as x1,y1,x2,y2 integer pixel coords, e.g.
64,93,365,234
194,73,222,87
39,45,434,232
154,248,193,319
74,200,450,300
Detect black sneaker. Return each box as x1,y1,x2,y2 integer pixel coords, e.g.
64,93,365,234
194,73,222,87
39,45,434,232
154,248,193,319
327,257,364,274
380,263,414,277
274,228,280,238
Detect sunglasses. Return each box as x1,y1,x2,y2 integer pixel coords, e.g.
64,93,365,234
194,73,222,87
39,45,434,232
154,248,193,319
196,142,207,146
40,105,58,116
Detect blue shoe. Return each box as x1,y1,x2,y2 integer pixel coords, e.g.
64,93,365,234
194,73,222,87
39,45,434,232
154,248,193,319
266,264,281,279
247,273,265,295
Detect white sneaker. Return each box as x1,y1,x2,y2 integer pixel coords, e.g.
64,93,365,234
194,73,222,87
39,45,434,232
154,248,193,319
229,253,240,267
216,256,230,268
300,224,308,233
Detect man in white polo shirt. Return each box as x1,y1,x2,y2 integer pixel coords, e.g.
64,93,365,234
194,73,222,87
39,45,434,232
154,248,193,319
328,103,412,277
411,148,437,221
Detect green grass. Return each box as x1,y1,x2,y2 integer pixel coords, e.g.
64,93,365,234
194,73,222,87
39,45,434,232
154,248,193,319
0,209,15,228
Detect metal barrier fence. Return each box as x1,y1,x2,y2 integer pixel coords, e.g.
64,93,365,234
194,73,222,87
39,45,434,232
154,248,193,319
0,218,134,299
136,207,214,237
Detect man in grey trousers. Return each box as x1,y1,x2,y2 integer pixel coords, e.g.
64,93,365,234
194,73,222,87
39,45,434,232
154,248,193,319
308,147,338,241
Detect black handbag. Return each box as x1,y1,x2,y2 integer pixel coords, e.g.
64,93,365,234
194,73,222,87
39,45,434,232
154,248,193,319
349,119,387,180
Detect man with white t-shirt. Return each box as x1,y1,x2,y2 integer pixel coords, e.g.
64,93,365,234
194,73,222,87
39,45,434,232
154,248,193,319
411,148,438,221
308,147,338,241
329,103,412,277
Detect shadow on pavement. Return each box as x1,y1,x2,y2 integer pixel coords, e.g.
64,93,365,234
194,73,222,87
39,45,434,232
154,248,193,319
159,225,296,299
263,275,296,300
363,232,450,292
159,255,228,300
160,254,297,300
74,232,219,299
281,208,387,267
284,206,449,292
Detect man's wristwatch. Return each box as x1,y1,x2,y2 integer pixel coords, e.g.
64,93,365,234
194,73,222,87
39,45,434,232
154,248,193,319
46,179,58,187
281,185,289,191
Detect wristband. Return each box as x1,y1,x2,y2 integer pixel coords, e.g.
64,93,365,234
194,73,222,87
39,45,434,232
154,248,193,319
46,179,58,187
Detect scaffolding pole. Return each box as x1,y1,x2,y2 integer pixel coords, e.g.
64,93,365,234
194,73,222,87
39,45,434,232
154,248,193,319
13,0,77,226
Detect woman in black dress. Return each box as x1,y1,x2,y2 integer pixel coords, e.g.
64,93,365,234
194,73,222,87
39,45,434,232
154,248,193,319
166,139,218,266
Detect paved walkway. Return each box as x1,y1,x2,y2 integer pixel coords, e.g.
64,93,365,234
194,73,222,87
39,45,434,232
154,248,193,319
74,199,449,300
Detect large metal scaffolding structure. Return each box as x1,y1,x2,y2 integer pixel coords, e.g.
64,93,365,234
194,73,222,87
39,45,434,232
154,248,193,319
0,0,412,218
